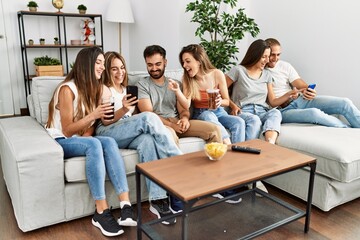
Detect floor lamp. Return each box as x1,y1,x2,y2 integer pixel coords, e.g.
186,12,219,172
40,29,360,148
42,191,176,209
105,0,135,54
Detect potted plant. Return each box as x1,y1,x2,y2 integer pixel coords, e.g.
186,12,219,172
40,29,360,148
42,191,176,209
77,4,87,14
186,0,260,72
27,1,38,12
33,55,63,76
39,38,45,45
28,39,34,45
54,37,59,45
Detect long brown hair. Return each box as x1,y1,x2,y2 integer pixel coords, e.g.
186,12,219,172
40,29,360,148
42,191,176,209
240,39,270,68
179,44,216,100
46,47,104,134
103,51,129,88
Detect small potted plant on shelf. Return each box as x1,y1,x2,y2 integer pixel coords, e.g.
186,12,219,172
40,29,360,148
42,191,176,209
33,55,63,76
54,37,59,45
39,38,45,45
28,39,34,45
77,4,87,14
27,1,38,12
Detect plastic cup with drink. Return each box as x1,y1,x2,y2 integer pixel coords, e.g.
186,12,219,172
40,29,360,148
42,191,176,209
102,96,115,120
207,89,220,110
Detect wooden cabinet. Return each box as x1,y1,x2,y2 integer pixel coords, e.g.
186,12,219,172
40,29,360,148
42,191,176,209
17,11,104,97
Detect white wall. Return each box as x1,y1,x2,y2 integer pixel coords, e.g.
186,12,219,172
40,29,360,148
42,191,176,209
244,0,360,107
2,0,360,113
126,0,198,71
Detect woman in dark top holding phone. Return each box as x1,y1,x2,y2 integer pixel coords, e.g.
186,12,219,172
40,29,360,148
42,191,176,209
95,51,182,225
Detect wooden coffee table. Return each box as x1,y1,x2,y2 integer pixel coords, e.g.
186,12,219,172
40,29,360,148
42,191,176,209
136,139,316,239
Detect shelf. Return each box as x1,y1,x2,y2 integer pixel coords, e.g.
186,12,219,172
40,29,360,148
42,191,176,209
18,10,102,18
18,10,104,98
63,44,102,48
25,44,65,48
24,44,102,48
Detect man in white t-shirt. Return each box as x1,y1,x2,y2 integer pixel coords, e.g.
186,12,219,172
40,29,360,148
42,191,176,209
265,38,360,128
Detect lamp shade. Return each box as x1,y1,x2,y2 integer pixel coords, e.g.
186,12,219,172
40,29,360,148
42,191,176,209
105,0,134,23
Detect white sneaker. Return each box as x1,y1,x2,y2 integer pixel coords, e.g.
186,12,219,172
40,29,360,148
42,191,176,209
256,181,268,193
118,205,137,227
212,192,242,204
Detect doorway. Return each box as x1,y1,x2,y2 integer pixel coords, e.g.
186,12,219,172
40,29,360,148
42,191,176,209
0,0,15,116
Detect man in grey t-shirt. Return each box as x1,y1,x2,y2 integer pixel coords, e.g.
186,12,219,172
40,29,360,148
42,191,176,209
137,45,222,145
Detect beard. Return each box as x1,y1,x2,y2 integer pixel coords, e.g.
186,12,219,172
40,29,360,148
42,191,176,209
148,68,165,79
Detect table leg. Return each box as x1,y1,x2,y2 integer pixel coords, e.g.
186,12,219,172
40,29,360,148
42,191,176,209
182,202,190,240
304,162,316,233
136,170,142,240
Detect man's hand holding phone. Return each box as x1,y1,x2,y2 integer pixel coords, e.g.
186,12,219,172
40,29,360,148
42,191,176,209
303,83,317,100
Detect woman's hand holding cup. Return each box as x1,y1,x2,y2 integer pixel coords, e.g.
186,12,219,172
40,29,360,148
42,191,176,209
101,96,115,120
207,89,220,110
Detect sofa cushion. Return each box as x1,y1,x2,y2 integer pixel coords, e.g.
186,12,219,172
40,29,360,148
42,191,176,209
29,70,183,125
31,76,65,125
64,137,205,182
64,149,139,182
277,123,360,183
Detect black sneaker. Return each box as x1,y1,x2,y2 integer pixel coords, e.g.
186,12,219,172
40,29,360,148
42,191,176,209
169,195,183,213
118,204,137,227
92,209,124,237
149,198,176,225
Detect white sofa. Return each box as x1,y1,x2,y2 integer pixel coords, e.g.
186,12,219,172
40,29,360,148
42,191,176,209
1,69,360,232
266,123,360,211
0,70,206,232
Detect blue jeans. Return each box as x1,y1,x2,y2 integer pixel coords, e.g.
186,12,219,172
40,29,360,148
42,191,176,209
56,136,128,201
192,107,245,143
96,112,182,200
281,96,360,128
236,112,262,140
241,104,282,135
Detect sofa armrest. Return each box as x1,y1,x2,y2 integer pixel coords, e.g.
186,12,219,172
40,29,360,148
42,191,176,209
0,116,65,232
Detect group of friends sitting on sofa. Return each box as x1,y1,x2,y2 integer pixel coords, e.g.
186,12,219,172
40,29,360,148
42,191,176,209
44,38,360,237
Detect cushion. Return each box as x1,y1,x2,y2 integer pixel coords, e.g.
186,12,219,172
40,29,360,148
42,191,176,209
31,76,65,125
64,137,205,182
64,149,139,182
29,70,183,125
277,123,360,183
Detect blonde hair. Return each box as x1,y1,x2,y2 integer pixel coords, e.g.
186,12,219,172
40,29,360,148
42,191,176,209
179,44,216,100
103,51,129,88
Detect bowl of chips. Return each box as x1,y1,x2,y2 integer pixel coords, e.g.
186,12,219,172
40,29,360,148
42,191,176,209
204,142,228,161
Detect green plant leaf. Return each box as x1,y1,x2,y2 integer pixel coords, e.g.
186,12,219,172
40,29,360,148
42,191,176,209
33,55,61,66
186,0,260,72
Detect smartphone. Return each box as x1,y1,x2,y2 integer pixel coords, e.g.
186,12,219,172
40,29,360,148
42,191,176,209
308,83,317,89
126,85,138,99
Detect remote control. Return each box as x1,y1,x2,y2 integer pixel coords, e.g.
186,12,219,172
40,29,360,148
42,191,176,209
231,145,261,154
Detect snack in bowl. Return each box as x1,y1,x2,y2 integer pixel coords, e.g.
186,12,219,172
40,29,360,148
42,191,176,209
204,142,228,160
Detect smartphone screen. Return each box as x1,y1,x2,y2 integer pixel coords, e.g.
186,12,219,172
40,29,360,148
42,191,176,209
126,85,138,99
308,84,316,89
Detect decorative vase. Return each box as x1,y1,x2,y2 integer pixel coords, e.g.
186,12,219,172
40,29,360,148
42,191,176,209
40,40,45,45
28,39,34,45
29,7,37,12
52,0,64,13
79,10,86,14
